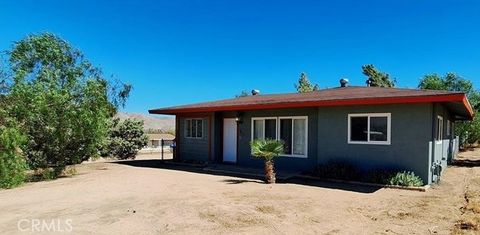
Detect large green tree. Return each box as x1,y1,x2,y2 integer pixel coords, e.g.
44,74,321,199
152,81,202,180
3,33,131,174
294,72,319,93
418,73,480,146
362,64,395,87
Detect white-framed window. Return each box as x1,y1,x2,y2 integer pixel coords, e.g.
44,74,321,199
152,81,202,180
348,113,391,145
185,118,203,138
279,117,308,157
436,116,443,141
251,116,308,158
252,117,277,140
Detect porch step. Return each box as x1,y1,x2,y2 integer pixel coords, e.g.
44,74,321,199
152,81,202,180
203,164,300,180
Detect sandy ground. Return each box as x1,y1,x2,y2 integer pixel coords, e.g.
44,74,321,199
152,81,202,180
1,151,480,235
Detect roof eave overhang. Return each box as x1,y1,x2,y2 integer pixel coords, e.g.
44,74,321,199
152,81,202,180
149,94,474,120
462,95,475,120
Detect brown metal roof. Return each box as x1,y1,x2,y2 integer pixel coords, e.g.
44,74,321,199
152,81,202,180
149,86,473,119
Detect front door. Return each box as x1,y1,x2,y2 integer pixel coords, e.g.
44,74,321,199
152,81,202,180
223,118,237,163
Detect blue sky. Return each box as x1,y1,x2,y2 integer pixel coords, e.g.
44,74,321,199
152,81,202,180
1,0,479,114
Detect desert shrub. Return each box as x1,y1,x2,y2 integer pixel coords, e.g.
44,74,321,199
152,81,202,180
101,118,148,160
388,171,423,187
0,125,28,188
313,161,362,181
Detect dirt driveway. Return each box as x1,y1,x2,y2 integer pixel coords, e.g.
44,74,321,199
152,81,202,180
1,151,480,235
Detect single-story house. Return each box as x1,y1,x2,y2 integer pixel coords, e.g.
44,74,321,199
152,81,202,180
149,84,474,185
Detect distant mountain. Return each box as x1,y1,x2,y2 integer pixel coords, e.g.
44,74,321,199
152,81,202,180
116,112,175,131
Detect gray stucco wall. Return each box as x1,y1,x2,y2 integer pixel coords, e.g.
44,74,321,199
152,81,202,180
177,115,210,162
232,108,318,172
430,103,455,183
317,104,433,184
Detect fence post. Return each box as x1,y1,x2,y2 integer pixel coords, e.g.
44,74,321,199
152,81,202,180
161,139,164,160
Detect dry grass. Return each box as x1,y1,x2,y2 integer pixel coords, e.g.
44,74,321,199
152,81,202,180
453,168,480,234
60,165,78,177
255,205,276,214
465,191,480,214
453,218,480,234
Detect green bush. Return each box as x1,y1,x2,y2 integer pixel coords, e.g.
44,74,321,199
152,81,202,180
101,118,148,160
0,125,28,188
388,171,423,187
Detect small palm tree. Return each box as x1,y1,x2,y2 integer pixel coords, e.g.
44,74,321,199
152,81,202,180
250,139,284,184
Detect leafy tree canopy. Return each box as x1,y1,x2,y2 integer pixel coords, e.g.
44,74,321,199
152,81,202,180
419,73,479,110
294,72,319,93
3,33,131,173
418,72,480,146
362,64,395,88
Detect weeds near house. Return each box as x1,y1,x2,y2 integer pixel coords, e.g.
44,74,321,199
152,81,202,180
388,171,423,187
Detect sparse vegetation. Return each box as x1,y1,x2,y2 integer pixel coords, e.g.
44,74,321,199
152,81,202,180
388,171,423,187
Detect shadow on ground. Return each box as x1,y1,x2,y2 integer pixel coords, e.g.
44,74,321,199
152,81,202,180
113,159,382,194
451,159,480,167
221,179,263,184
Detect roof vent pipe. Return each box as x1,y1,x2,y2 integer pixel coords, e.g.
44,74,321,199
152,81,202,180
339,78,349,87
251,89,260,96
